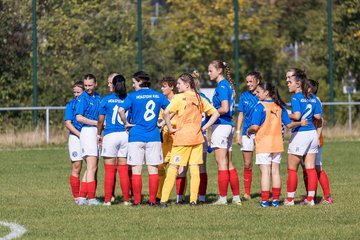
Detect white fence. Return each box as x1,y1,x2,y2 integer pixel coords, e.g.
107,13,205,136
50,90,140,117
1,102,359,144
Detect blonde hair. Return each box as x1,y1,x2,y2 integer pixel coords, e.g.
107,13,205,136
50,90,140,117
210,60,236,98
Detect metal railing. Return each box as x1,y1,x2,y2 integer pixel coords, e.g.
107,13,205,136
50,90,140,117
1,102,359,144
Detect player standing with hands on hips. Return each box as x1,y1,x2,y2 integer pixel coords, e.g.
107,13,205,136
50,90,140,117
118,71,169,206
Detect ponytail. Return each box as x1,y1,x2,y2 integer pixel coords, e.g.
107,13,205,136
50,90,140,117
258,82,285,107
112,74,127,99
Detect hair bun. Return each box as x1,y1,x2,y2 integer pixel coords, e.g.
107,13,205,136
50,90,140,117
191,70,200,79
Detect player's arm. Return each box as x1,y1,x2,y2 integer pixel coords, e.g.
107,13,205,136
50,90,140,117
65,120,80,137
76,114,97,126
246,124,259,137
217,100,229,115
118,107,135,129
201,101,220,132
97,114,105,145
283,107,308,129
236,112,244,145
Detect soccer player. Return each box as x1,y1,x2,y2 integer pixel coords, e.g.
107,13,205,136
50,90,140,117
97,74,131,206
118,71,169,206
160,73,220,206
156,76,179,201
75,74,102,206
64,80,85,205
300,79,333,204
284,69,322,206
208,60,241,205
235,71,262,200
246,82,307,207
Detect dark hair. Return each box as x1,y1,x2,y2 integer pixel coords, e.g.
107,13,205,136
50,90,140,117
257,82,285,107
305,79,319,95
84,74,96,82
112,74,127,99
73,80,84,90
178,72,203,112
133,71,151,88
287,68,308,97
160,76,177,94
246,71,262,84
210,60,236,98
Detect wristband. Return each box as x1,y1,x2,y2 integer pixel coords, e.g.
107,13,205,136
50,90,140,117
235,130,241,134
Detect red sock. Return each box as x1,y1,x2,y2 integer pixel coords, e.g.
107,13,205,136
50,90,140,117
69,175,80,198
87,181,97,199
318,170,331,198
198,173,208,196
218,170,229,197
128,167,133,197
132,174,142,204
118,165,131,201
229,169,240,196
148,174,159,204
243,168,252,195
79,181,88,198
104,164,116,202
286,169,298,201
176,177,186,196
272,187,281,200
302,170,308,194
306,168,318,201
261,190,270,201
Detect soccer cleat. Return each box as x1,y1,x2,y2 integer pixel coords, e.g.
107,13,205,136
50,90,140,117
148,201,158,207
123,201,132,206
175,200,185,205
111,196,116,203
231,199,242,206
303,199,315,206
260,201,269,208
283,199,295,206
212,198,228,205
159,202,168,208
75,197,88,206
243,194,251,201
320,197,334,204
103,201,111,206
272,200,280,207
131,203,141,207
189,201,197,206
299,196,307,203
88,198,102,206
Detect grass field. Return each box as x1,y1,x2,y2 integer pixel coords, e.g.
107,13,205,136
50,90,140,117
0,141,360,239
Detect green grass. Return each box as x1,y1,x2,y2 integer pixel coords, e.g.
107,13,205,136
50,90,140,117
0,141,360,239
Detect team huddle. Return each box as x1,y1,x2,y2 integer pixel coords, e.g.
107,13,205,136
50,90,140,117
64,61,333,208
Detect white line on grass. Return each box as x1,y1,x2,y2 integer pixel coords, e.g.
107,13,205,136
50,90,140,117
0,222,27,240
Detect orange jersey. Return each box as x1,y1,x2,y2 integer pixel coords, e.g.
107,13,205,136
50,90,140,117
255,102,284,154
167,91,216,146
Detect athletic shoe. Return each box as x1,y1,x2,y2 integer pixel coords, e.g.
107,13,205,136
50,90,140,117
212,198,228,205
272,200,280,207
320,197,334,204
88,198,102,206
75,197,88,206
159,202,168,208
303,199,315,206
131,203,141,207
283,199,295,206
176,200,185,205
148,201,158,207
243,194,251,201
260,201,269,208
198,200,206,205
231,199,242,206
189,201,197,206
103,201,111,206
111,196,116,203
123,201,132,206
299,196,307,203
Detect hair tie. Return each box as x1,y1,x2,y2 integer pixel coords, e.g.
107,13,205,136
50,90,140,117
223,61,226,67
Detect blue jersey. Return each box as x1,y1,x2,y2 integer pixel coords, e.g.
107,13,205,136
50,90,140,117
212,79,234,126
200,92,211,128
75,92,101,128
290,92,322,132
122,88,169,142
99,93,128,136
251,100,291,127
64,98,83,136
238,90,258,135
